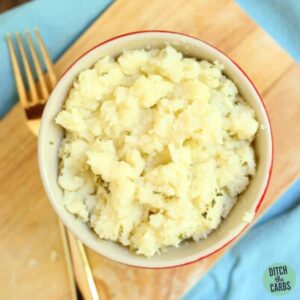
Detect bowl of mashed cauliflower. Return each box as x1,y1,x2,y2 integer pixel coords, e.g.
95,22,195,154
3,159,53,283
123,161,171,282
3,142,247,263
38,31,273,268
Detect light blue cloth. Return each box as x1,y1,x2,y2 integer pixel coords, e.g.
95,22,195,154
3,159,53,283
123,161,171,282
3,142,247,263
1,1,300,299
0,0,112,118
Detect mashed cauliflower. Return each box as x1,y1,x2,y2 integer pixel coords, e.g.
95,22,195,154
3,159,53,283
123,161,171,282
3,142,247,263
56,46,259,257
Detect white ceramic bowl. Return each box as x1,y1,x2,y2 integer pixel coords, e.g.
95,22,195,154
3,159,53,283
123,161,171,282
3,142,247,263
38,31,273,268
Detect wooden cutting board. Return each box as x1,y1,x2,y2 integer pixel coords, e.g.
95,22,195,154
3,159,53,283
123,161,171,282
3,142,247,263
1,0,300,299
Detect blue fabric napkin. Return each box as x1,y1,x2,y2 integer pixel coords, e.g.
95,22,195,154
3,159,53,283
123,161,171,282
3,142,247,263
1,1,300,299
0,0,112,118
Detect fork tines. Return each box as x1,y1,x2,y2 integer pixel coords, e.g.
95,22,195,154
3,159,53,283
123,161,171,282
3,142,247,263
6,29,57,109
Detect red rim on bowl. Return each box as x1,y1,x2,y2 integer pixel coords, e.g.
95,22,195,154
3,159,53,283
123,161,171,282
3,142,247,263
40,30,274,269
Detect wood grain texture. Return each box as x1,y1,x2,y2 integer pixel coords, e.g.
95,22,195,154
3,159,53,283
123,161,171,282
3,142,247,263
0,0,28,13
1,0,300,299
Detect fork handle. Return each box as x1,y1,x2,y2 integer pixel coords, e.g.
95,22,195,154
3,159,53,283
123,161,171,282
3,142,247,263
67,231,100,300
58,220,83,300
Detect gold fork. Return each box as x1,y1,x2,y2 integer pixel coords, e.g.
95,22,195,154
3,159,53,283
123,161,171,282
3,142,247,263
7,30,100,300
